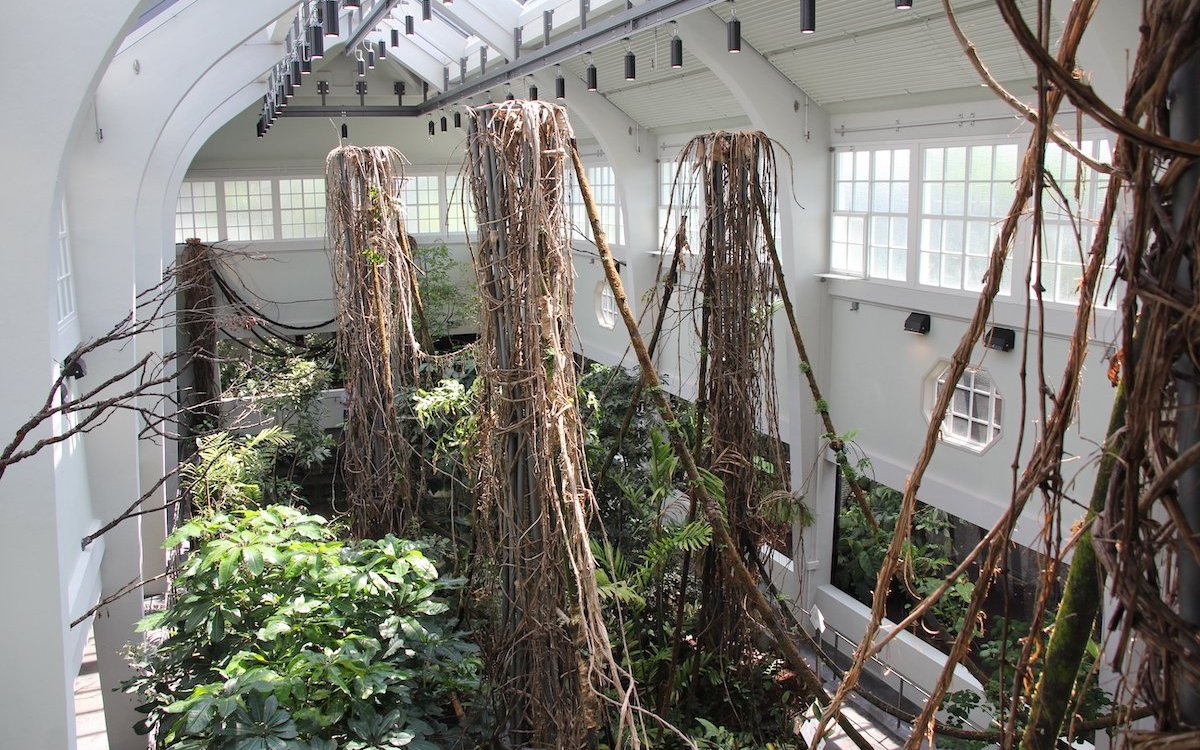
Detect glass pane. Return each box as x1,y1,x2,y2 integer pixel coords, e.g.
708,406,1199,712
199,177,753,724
942,255,963,288
893,149,910,180
853,182,869,212
855,151,870,180
969,146,993,180
925,148,944,181
922,219,942,252
891,217,908,249
872,183,890,212
945,147,966,181
943,220,964,252
923,183,944,214
874,149,891,180
968,182,991,217
890,248,906,280
970,421,988,444
892,182,909,213
837,151,853,179
836,182,852,212
920,252,940,285
952,415,970,437
953,388,969,415
944,183,965,215
995,144,1019,181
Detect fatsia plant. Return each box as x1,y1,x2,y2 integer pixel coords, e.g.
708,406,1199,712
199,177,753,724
124,506,480,750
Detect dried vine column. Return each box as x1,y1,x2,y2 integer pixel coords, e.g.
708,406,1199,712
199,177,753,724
326,146,421,538
464,102,640,748
675,132,793,654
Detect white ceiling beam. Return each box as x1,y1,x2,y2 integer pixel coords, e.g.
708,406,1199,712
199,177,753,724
440,0,520,60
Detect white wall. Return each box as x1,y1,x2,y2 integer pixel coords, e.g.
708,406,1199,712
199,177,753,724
0,2,143,748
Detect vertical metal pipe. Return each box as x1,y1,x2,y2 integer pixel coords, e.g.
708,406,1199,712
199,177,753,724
1170,49,1200,727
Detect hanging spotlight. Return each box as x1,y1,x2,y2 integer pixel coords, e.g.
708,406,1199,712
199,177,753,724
310,25,325,57
727,17,741,52
406,15,414,34
583,51,597,91
324,0,339,36
422,0,432,22
440,115,448,131
428,119,436,136
895,0,912,7
343,0,359,9
670,23,683,68
800,0,815,33
367,47,376,69
529,83,539,100
256,117,265,138
301,54,312,74
291,58,302,84
391,29,399,46
555,69,566,99
378,40,387,60
284,72,295,98
341,122,349,139
623,39,636,81
454,111,462,128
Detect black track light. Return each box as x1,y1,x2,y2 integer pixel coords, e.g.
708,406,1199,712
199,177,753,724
343,0,359,9
624,50,636,81
529,84,538,100
555,73,565,99
310,26,325,57
440,115,447,132
422,0,431,21
291,58,302,83
301,55,312,74
671,35,683,68
800,0,815,33
357,58,366,77
378,40,387,60
284,73,295,98
256,118,265,138
454,111,462,128
391,29,399,46
324,0,339,36
405,15,415,34
367,48,376,69
586,63,597,90
895,0,912,7
727,17,741,52
341,122,349,139
428,119,436,136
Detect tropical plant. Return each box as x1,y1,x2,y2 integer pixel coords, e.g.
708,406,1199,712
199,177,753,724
124,506,480,750
183,428,297,513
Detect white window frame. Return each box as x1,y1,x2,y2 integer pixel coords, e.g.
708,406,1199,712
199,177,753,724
55,199,77,326
829,133,1120,310
932,365,1003,453
658,158,703,255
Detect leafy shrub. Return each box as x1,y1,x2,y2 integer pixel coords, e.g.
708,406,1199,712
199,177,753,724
125,506,480,750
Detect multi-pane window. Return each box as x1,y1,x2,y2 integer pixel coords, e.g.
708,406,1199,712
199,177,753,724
565,165,623,246
1039,139,1117,306
55,200,76,324
175,180,219,244
224,180,275,241
278,178,326,239
832,148,910,280
935,366,1002,451
403,174,442,235
659,160,703,253
919,144,1017,293
445,172,477,236
587,166,624,245
597,284,617,329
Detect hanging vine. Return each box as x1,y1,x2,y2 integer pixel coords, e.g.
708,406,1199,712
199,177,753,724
464,101,645,748
325,145,422,538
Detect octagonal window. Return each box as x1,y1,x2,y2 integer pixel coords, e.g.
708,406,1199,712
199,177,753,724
933,365,1002,451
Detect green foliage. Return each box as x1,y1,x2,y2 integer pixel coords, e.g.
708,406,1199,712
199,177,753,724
184,428,297,513
412,240,478,342
125,506,480,750
833,478,970,637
